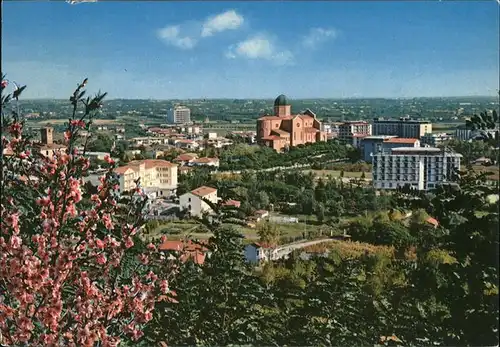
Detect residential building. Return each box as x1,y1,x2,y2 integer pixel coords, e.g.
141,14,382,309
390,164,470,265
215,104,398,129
420,132,452,147
191,157,220,167
158,240,208,265
75,150,110,161
338,121,372,140
174,139,200,150
179,186,218,218
455,127,473,141
167,106,191,124
360,135,398,162
206,132,218,140
372,117,432,138
244,242,278,264
33,127,67,158
114,159,178,197
173,153,198,165
382,138,420,151
256,94,327,152
372,147,462,191
454,125,498,141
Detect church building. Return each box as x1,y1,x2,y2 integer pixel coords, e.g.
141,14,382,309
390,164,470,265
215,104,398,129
256,94,327,152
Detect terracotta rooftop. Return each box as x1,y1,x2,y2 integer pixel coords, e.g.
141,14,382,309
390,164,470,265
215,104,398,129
191,186,217,197
193,157,218,163
384,138,419,144
114,159,176,174
426,217,439,228
174,154,197,162
158,240,207,252
222,199,241,208
258,115,294,121
271,129,290,137
305,128,319,133
261,135,281,141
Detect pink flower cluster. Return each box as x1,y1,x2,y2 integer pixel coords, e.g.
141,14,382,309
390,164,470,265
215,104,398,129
0,112,175,344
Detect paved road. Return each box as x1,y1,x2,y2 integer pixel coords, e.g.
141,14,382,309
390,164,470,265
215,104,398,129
273,238,335,259
215,158,348,175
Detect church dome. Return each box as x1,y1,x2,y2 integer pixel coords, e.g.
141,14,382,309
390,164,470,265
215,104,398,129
274,94,289,106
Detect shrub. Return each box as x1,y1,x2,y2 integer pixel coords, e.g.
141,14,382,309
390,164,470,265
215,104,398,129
0,77,175,346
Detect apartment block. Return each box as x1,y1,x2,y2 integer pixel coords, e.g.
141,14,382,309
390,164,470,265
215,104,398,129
338,121,372,140
167,106,191,124
372,147,462,191
420,132,452,147
114,159,178,198
373,117,432,138
361,136,420,162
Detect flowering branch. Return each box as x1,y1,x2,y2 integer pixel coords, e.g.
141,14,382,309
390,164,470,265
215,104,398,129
0,77,175,346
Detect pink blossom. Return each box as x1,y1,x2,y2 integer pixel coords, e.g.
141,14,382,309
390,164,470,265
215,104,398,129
124,237,134,249
96,254,107,265
103,154,115,165
0,92,170,346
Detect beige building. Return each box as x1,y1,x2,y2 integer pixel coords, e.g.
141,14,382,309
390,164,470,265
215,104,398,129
167,106,191,124
114,159,178,198
179,186,218,218
373,118,432,138
338,121,372,140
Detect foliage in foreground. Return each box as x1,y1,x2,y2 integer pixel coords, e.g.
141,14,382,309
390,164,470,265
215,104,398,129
0,78,175,346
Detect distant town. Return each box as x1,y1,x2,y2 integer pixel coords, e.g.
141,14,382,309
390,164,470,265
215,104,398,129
6,93,497,261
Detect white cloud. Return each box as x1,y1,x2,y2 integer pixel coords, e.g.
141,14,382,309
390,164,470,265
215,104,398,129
201,10,244,37
226,35,294,66
157,25,197,49
302,28,338,48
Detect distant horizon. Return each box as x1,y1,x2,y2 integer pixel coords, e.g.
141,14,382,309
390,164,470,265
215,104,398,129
3,2,498,99
19,95,500,102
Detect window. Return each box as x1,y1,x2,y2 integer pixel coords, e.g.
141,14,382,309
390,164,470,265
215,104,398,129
188,197,191,202
275,124,279,128
297,123,300,127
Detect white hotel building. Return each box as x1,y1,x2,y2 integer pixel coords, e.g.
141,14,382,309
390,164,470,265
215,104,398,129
372,147,462,191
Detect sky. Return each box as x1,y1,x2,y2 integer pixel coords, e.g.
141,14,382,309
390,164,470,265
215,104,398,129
2,1,499,99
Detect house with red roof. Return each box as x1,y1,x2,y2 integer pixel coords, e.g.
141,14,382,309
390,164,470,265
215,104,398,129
158,239,209,265
179,186,218,218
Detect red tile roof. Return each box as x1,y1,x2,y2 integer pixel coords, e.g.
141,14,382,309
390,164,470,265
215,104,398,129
114,159,176,174
222,199,241,208
258,115,293,120
193,157,218,164
191,186,217,197
384,138,419,144
174,154,197,162
261,135,281,141
426,217,439,228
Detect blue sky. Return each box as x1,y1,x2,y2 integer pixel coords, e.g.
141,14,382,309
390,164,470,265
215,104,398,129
2,1,499,99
